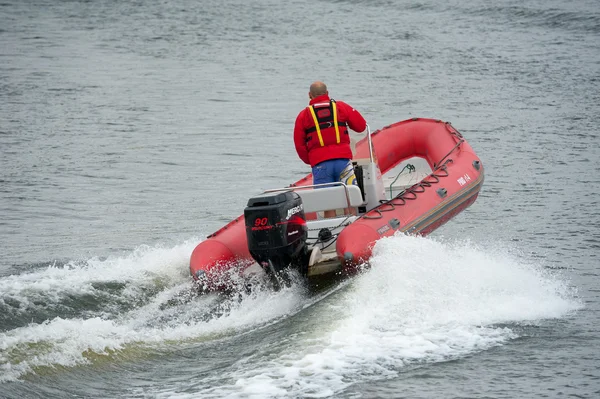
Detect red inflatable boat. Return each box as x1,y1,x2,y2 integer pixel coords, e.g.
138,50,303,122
190,118,484,291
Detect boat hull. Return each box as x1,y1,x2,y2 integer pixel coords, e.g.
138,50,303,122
338,118,484,266
190,118,483,291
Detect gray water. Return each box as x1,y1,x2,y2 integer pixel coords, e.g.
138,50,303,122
1,0,599,397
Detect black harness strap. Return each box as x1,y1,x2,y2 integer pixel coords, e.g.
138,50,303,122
305,121,348,134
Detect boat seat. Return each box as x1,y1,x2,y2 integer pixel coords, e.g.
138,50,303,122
295,185,364,214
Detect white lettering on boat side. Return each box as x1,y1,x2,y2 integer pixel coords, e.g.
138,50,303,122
457,173,471,186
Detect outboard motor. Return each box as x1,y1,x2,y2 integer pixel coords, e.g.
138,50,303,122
244,191,308,278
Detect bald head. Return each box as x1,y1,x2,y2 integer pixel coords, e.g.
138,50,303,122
309,81,328,99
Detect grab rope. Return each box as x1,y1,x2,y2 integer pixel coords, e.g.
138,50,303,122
433,139,463,170
434,122,464,169
363,160,452,219
361,121,466,221
307,215,353,233
361,122,465,219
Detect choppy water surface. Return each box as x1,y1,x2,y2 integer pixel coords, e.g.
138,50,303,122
1,0,599,397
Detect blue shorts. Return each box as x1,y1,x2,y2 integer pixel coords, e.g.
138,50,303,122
312,159,357,187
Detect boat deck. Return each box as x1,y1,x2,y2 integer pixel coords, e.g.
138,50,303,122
381,157,431,199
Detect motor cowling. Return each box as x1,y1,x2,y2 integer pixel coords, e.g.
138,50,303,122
244,191,308,274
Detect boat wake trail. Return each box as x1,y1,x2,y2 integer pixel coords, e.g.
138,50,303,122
177,234,583,399
0,239,309,382
0,234,582,389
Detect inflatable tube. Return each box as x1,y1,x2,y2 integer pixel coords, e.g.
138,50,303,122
190,118,483,290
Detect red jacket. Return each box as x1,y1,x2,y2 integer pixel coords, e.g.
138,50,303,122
294,94,366,167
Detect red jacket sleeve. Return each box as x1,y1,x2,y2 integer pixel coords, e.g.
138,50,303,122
339,101,367,133
294,110,310,165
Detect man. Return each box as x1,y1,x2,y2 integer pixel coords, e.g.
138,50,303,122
293,81,367,218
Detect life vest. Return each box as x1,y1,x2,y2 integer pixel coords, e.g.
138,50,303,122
304,99,349,151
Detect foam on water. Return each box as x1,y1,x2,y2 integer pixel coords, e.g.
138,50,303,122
167,235,582,399
0,234,582,389
0,240,308,382
0,243,199,342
